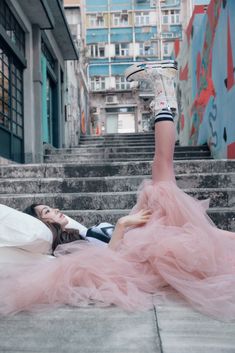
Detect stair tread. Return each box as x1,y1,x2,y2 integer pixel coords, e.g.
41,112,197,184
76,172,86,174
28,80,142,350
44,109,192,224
0,172,235,182
0,187,234,197
64,207,235,213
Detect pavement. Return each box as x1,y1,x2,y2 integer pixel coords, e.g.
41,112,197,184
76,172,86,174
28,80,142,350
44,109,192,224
1,289,235,353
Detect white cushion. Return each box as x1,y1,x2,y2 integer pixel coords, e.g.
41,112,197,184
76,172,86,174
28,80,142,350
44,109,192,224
0,204,53,254
65,215,88,238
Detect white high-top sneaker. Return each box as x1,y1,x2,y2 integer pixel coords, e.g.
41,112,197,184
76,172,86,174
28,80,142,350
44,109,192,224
125,61,178,116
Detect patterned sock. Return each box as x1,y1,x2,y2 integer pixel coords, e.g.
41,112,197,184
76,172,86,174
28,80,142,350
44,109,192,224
154,108,174,124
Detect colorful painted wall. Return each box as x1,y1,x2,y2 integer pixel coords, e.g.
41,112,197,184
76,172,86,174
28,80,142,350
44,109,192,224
177,0,235,158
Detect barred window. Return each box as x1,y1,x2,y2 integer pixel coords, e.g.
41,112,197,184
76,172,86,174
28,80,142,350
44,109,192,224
0,46,23,138
0,0,25,55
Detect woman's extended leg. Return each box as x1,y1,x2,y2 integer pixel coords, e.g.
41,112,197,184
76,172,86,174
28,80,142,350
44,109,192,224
125,61,178,183
152,116,176,183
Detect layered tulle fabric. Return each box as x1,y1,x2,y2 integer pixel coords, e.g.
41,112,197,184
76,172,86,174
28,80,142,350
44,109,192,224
1,181,235,320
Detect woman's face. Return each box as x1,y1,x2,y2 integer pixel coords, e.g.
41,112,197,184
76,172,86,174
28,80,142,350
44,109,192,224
34,205,69,228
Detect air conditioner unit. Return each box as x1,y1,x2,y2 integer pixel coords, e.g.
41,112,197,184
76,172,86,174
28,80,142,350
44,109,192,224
105,95,119,104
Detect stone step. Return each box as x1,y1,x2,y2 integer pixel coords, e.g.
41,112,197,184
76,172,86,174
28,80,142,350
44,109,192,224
45,145,210,155
63,208,235,231
79,136,154,145
80,133,154,140
0,188,233,211
44,151,212,163
0,173,234,194
45,156,213,164
0,160,234,179
79,141,155,146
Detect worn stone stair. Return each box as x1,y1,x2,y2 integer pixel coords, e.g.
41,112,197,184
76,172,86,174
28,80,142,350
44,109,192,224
44,133,212,163
0,133,234,230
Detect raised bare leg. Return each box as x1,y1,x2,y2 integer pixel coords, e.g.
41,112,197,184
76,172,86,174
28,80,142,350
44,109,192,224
152,118,176,183
125,61,178,184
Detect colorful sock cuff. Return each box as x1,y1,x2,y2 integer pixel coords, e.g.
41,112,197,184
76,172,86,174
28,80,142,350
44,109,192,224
154,108,174,124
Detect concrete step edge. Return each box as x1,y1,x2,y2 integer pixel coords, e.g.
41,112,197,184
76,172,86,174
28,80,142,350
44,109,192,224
0,172,235,182
0,187,234,198
64,207,235,214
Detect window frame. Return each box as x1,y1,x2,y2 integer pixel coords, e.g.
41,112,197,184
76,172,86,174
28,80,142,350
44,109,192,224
0,45,24,139
112,13,129,27
135,11,150,26
139,43,155,56
115,76,131,90
89,44,106,58
88,14,105,28
115,43,129,56
90,76,106,91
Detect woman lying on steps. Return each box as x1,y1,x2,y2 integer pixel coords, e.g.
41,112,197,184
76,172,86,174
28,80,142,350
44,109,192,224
1,60,235,321
23,203,115,251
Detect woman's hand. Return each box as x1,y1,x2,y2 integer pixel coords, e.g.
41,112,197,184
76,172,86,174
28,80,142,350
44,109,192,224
108,209,152,250
117,209,152,228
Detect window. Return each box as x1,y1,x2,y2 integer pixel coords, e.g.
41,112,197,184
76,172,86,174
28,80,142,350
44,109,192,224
163,43,169,55
0,47,24,137
142,113,151,131
90,77,106,91
115,43,129,56
162,11,168,24
162,10,180,25
135,12,150,26
89,44,105,58
0,0,25,55
115,76,130,90
139,43,155,56
171,10,180,24
41,39,56,71
162,32,180,39
89,14,104,27
112,13,129,27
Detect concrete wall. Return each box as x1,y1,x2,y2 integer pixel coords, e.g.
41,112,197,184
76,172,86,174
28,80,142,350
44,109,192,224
177,0,235,158
64,61,80,146
64,4,90,142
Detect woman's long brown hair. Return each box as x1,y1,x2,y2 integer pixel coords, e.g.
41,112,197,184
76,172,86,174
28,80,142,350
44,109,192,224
46,222,86,253
23,204,86,253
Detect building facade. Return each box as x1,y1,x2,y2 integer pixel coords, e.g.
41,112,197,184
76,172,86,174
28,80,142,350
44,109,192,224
0,0,78,163
85,0,192,134
64,0,90,145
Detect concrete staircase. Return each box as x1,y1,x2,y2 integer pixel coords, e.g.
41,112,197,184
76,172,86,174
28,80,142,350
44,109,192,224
0,132,234,230
44,132,212,163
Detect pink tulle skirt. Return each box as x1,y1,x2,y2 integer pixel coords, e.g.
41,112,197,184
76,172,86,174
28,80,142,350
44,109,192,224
1,180,235,321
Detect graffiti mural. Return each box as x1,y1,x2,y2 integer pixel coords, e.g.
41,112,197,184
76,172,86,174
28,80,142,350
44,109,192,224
177,0,235,158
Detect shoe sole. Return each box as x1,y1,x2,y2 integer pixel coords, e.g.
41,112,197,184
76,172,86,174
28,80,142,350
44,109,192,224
125,60,178,82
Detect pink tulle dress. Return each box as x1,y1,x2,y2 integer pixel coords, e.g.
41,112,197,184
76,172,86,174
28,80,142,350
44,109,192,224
1,180,235,321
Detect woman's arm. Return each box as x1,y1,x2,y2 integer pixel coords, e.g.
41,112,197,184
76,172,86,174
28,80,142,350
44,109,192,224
108,209,152,249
